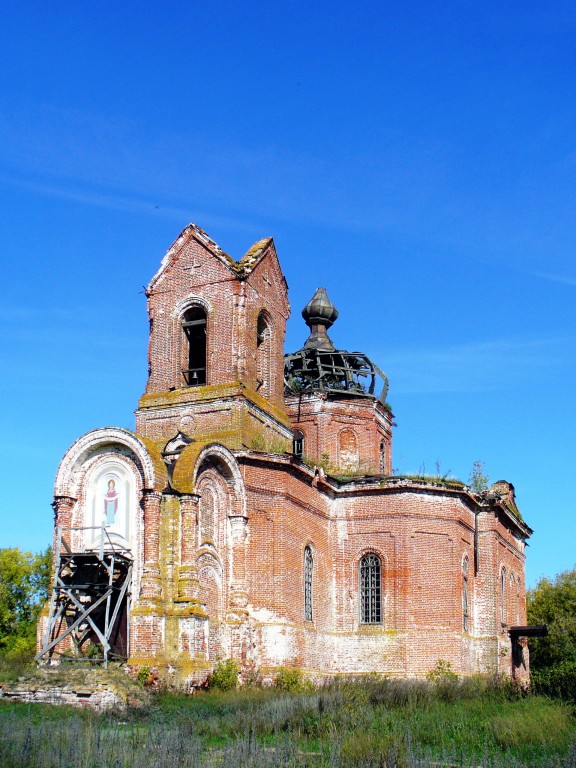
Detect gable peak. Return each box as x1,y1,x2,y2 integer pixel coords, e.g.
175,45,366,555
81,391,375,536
148,224,279,292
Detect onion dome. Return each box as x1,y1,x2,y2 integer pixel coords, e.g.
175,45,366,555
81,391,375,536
302,287,339,351
285,288,389,403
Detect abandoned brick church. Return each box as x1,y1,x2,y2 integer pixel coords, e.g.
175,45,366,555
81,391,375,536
38,224,532,682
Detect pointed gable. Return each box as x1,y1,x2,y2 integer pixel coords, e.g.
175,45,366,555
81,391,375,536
148,223,237,293
241,238,291,319
143,224,290,402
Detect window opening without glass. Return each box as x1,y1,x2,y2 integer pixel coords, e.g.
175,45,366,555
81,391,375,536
182,307,207,386
293,430,304,459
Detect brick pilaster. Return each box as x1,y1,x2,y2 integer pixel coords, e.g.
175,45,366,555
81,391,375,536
176,493,202,606
139,489,163,602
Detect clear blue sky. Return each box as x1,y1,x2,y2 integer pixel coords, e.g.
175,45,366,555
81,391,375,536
1,1,574,588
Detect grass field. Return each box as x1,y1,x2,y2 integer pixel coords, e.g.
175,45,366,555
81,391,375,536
1,674,575,767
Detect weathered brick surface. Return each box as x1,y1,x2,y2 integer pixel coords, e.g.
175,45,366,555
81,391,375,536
42,225,532,683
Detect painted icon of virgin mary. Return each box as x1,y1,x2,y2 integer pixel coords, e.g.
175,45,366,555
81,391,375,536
103,479,119,525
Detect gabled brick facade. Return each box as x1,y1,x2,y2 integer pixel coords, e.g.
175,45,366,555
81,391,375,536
40,224,532,682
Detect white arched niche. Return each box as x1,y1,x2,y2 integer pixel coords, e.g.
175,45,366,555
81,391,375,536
85,459,137,552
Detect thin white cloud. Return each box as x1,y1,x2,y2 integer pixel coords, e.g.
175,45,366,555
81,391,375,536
0,103,463,237
0,173,258,234
381,336,572,394
531,271,576,288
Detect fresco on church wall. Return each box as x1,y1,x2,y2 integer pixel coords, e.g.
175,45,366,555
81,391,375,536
85,462,136,551
104,479,119,524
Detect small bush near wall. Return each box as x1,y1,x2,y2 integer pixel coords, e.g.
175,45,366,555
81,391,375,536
273,667,313,692
206,658,239,691
531,660,576,702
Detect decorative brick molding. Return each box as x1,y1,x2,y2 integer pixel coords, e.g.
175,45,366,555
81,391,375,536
43,225,532,683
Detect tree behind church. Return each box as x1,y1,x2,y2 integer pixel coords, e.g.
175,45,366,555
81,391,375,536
0,547,51,661
528,567,576,699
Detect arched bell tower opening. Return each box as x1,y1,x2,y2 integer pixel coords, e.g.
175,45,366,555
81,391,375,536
256,310,272,399
182,306,207,386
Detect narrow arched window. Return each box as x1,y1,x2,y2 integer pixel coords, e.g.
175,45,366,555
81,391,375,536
256,311,271,397
360,553,382,624
510,572,515,625
500,567,507,626
379,441,386,475
182,306,207,386
293,430,304,460
304,546,313,621
257,312,269,347
462,557,470,632
516,576,521,625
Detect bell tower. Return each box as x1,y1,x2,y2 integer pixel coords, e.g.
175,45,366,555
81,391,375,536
135,224,292,454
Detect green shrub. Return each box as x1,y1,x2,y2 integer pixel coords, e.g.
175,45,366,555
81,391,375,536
426,659,458,683
207,658,240,691
0,634,36,663
531,660,576,701
136,665,152,686
273,666,312,692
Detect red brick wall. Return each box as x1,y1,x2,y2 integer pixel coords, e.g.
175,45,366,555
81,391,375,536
44,224,530,683
144,227,289,409
285,393,393,475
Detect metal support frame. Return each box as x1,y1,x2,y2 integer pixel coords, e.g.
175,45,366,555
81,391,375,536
36,526,133,667
285,348,389,403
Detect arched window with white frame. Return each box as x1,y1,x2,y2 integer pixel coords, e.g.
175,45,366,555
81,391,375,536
463,556,470,632
359,553,382,624
509,571,515,626
304,545,313,621
500,567,507,626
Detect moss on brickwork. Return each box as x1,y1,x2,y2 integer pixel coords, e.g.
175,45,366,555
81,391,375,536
171,441,212,492
131,604,165,617
236,238,272,274
2,664,152,707
249,431,291,454
242,383,292,427
357,627,401,636
159,494,179,601
172,602,207,618
138,382,246,410
505,500,524,522
138,435,170,489
169,415,290,493
138,381,291,428
127,655,211,679
396,474,466,490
